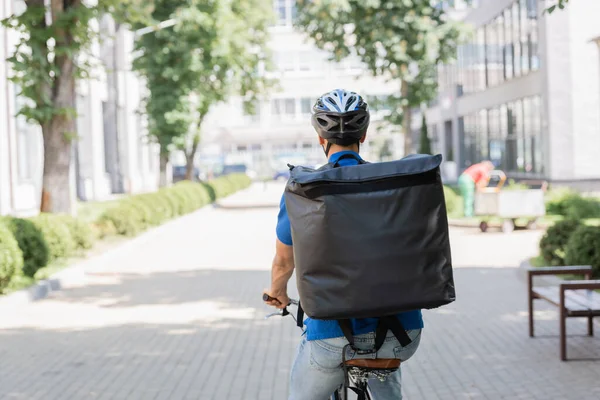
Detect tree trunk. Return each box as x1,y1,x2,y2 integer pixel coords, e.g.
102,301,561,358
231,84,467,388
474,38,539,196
159,151,170,187
401,80,412,157
40,121,74,214
184,153,195,181
184,135,200,181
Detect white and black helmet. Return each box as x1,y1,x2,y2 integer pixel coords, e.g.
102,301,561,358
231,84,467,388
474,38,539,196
311,89,370,151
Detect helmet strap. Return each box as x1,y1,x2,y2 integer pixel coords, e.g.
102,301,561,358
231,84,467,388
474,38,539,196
323,142,333,157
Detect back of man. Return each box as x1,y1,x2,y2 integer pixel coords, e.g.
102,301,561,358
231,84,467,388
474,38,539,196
265,90,424,400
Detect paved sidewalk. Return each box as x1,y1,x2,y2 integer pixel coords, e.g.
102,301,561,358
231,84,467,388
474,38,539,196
0,183,598,399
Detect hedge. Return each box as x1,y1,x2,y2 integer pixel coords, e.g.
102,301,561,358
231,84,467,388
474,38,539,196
5,217,49,278
546,189,600,220
564,225,600,278
0,174,251,291
30,214,76,262
443,186,461,217
0,221,24,292
100,173,251,237
539,219,583,267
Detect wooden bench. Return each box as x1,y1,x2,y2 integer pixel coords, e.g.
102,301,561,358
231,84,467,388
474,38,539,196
527,266,600,360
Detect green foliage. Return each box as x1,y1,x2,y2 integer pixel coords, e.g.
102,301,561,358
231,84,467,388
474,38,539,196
546,189,600,220
419,114,432,154
0,222,24,292
29,214,76,261
5,217,49,278
565,225,600,278
99,175,250,237
546,0,569,14
443,185,461,217
100,203,147,237
208,174,251,199
57,215,95,251
1,0,149,126
133,0,274,164
295,0,467,140
539,219,583,267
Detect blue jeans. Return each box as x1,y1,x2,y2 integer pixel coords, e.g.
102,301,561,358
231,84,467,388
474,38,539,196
289,329,422,400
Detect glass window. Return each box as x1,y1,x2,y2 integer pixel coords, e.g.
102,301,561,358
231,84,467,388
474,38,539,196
504,8,514,80
520,0,529,74
527,0,540,71
274,0,287,25
475,28,486,91
512,2,522,78
301,98,312,115
531,96,543,173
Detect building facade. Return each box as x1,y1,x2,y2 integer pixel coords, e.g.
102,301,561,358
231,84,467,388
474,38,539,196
426,0,600,187
0,1,159,216
196,0,405,178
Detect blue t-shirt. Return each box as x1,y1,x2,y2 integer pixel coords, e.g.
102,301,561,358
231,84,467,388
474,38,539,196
276,151,424,341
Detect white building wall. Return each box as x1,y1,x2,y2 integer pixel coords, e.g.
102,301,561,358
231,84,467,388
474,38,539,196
567,0,600,179
0,0,12,216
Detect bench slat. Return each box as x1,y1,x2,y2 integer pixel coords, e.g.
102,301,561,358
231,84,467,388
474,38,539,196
533,287,591,311
567,290,600,310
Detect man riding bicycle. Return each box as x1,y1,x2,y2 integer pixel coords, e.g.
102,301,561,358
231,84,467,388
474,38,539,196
264,89,424,400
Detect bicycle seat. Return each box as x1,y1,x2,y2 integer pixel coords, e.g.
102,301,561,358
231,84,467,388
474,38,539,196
343,358,401,370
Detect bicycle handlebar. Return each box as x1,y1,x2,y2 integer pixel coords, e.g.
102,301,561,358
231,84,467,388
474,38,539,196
262,293,299,306
262,293,299,319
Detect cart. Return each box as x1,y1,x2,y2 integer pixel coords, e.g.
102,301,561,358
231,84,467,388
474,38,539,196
474,172,547,233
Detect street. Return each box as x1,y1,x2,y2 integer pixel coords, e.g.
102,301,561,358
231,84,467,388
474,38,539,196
0,183,598,400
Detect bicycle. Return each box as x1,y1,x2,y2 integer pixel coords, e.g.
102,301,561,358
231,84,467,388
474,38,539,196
263,294,402,400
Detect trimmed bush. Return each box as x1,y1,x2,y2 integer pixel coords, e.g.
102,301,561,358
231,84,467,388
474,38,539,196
443,185,461,217
91,219,117,239
546,189,600,220
0,221,24,292
100,203,147,236
564,225,600,278
5,217,49,277
58,215,95,250
539,219,583,267
99,176,250,237
30,214,76,261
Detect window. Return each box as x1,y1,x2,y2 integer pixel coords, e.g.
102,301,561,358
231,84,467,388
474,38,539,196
274,51,296,72
504,8,514,80
520,0,529,74
300,98,312,115
527,0,540,71
14,85,34,181
274,0,287,25
512,2,522,78
273,0,296,26
271,98,296,120
461,95,542,175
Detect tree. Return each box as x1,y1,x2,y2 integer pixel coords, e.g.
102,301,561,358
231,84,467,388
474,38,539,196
295,0,466,156
2,1,148,214
133,0,273,185
419,114,432,155
546,0,569,13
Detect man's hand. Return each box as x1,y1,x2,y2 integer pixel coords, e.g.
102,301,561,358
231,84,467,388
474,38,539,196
263,290,290,310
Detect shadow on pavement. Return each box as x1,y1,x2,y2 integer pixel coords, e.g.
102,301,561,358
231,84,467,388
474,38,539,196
0,268,599,399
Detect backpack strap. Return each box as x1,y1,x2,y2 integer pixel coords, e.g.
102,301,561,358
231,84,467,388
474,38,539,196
339,317,412,352
296,302,304,328
377,316,412,347
338,319,356,348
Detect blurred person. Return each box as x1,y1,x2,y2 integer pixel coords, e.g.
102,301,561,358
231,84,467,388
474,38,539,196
458,160,495,217
264,89,424,400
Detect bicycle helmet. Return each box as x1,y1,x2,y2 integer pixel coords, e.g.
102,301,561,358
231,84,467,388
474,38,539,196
311,89,370,155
